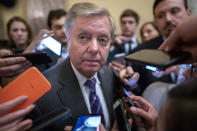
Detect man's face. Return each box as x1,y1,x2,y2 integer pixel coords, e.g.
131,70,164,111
121,16,138,37
154,0,191,37
67,15,111,78
50,16,67,44
9,21,28,48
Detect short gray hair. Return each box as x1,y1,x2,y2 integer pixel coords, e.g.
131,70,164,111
65,2,115,39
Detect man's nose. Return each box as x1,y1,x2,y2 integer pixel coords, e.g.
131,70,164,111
125,22,131,28
165,13,173,22
61,27,66,34
88,39,99,53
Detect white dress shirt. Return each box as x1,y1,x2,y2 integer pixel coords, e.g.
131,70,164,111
70,62,110,128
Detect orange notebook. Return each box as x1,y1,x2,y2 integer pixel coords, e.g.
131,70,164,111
0,67,51,114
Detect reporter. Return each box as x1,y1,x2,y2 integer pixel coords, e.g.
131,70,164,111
159,15,197,63
7,16,32,54
0,96,35,131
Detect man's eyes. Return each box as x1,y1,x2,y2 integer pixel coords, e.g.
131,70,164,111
129,21,134,24
156,8,181,19
171,8,181,15
156,13,165,19
122,21,134,25
98,37,110,46
78,34,110,46
79,35,89,41
54,25,63,30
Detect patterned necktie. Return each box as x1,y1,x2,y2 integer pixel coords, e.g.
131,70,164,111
84,78,103,115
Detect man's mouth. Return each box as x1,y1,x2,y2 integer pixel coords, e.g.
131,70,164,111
83,60,100,65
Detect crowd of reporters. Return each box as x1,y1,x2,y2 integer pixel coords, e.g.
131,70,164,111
0,0,197,130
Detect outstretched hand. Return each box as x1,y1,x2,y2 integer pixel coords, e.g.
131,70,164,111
0,91,35,131
129,96,158,131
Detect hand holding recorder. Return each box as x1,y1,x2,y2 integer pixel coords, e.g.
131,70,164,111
119,66,139,87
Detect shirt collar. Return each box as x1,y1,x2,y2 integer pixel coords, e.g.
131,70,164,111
132,36,137,43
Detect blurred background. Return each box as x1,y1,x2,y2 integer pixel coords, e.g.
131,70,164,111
0,0,196,42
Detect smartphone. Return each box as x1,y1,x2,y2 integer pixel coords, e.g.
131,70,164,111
125,49,191,70
0,67,51,114
123,88,137,107
113,99,131,131
4,52,52,65
31,106,72,131
73,115,101,131
123,73,133,79
113,53,126,64
36,36,62,56
145,65,159,71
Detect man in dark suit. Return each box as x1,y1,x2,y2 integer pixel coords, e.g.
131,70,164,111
107,9,140,66
29,2,126,130
119,0,192,95
131,0,191,53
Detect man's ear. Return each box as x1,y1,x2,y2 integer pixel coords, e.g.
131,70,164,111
65,32,70,42
66,34,71,49
187,9,192,16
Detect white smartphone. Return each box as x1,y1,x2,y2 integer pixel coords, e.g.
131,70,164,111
36,36,62,56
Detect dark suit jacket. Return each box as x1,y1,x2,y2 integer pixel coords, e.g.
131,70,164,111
107,39,139,64
126,36,175,95
129,35,164,54
30,58,122,130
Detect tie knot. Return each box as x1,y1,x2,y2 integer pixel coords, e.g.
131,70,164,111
84,78,96,91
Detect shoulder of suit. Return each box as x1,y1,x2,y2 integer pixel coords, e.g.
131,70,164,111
99,65,114,76
43,58,69,77
131,36,163,53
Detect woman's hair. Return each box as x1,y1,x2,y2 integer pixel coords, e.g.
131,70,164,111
7,16,32,47
140,21,159,39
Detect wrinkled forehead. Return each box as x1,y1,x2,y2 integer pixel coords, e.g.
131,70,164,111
70,15,112,37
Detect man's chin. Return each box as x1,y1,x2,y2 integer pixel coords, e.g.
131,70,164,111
81,68,100,78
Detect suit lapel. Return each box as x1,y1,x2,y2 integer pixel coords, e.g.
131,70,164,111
98,66,115,125
55,58,89,118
